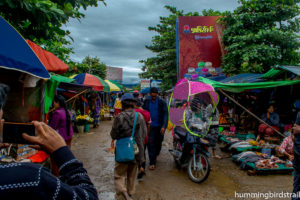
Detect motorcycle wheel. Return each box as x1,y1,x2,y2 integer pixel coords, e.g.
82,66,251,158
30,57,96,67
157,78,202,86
173,140,181,167
187,153,210,183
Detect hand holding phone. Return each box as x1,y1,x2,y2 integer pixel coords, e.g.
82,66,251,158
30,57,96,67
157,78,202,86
2,122,36,144
22,121,66,154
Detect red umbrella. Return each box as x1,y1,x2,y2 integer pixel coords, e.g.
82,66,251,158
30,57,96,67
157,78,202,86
27,40,69,74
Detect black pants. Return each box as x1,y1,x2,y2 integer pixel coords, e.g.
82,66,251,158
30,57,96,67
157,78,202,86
138,144,147,170
148,126,164,165
293,154,300,200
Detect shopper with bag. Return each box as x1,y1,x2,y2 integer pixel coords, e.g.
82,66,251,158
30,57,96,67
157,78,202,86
110,93,146,200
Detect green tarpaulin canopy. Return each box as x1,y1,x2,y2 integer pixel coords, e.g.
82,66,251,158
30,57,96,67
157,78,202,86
262,66,300,79
198,77,300,93
45,74,74,114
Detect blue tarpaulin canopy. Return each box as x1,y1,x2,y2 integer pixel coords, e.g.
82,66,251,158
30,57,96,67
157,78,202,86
0,17,50,79
220,73,263,83
140,87,150,94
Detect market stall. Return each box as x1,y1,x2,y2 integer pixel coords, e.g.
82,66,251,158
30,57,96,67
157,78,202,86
0,16,50,163
195,66,300,175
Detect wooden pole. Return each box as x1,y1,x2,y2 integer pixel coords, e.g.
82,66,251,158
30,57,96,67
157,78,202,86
219,89,286,138
48,89,89,113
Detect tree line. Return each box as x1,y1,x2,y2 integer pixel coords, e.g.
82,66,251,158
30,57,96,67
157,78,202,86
0,0,107,79
140,1,300,90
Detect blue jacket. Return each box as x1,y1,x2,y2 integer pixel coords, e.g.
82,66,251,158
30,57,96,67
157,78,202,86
261,112,280,126
143,97,168,129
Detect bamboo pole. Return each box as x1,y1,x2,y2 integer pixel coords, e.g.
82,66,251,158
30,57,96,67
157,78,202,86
48,89,90,113
219,89,286,138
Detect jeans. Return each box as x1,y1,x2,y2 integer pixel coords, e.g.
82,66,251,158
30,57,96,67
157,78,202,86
293,154,300,200
148,126,164,165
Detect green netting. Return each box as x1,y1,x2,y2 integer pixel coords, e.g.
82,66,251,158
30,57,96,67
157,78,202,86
198,77,300,93
44,74,74,114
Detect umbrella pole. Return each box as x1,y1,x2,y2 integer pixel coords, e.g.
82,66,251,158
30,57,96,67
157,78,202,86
219,89,285,138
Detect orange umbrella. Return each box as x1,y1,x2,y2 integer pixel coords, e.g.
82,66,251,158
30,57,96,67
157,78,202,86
27,40,69,74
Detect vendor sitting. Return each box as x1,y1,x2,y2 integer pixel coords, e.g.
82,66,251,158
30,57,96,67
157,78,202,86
279,134,294,161
258,105,280,139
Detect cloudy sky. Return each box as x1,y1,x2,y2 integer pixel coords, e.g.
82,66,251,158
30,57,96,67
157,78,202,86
66,0,239,84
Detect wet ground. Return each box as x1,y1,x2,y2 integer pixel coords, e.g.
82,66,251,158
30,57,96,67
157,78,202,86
71,120,293,200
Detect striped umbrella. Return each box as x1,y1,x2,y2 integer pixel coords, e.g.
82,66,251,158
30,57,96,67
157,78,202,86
109,80,123,90
74,73,109,92
69,74,77,79
105,80,121,92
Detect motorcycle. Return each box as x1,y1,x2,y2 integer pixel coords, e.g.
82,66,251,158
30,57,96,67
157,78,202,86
169,126,211,183
168,79,219,183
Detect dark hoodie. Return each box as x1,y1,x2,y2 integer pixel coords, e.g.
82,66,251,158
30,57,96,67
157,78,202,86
110,109,147,163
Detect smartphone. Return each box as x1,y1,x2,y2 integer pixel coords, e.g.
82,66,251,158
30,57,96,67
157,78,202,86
2,122,35,144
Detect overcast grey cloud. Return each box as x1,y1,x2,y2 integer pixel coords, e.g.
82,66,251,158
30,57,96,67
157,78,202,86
66,0,239,84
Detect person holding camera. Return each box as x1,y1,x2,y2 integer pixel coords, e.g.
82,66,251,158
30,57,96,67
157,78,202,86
0,84,98,200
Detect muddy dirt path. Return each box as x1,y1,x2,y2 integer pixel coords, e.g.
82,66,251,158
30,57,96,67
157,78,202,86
71,121,293,200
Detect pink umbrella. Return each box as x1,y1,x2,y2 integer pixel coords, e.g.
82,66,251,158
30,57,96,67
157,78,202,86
169,79,219,127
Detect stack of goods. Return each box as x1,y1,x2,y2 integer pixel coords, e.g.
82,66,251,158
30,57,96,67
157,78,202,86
0,144,37,163
184,62,223,81
255,156,285,169
226,137,260,154
229,141,253,150
100,105,111,120
220,130,236,137
225,137,240,143
232,151,293,174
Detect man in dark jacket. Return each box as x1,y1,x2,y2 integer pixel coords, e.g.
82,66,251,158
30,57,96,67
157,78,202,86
143,87,168,170
0,84,98,200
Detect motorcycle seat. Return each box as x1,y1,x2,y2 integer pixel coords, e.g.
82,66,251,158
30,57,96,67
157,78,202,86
174,126,187,138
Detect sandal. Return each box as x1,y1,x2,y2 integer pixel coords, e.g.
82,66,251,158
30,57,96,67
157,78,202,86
213,155,222,159
149,165,156,170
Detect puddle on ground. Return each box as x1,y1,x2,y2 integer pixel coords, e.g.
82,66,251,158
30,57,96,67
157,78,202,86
99,192,116,200
208,167,239,198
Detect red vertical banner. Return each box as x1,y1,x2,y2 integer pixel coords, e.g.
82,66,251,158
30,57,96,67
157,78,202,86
177,16,223,79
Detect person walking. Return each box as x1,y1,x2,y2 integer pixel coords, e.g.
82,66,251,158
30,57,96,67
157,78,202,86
49,94,74,176
92,93,101,128
114,93,123,116
110,93,146,200
143,87,168,170
134,99,151,179
293,112,300,200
